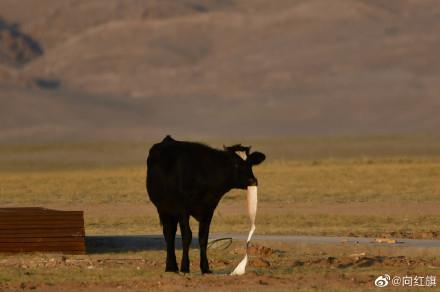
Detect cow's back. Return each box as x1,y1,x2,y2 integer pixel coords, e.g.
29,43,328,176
146,137,227,213
146,138,180,207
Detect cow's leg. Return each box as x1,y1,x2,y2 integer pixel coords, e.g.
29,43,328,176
199,211,214,274
161,214,178,272
179,214,192,273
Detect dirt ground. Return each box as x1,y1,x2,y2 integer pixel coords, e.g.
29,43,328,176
1,139,440,290
0,241,439,291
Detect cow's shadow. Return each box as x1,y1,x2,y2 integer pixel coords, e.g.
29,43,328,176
85,235,199,254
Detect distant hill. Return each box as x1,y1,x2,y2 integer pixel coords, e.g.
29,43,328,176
0,17,42,67
0,0,439,140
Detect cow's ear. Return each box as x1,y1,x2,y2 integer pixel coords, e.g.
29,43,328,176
248,152,266,165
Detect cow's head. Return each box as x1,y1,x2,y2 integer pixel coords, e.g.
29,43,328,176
224,144,266,189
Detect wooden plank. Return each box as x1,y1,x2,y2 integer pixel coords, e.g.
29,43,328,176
0,215,84,221
0,233,84,238
0,247,85,252
0,242,84,247
5,214,82,218
0,228,85,237
0,232,85,237
0,221,83,226
0,227,84,232
0,208,86,254
0,220,83,225
0,226,83,231
0,236,84,240
0,223,84,228
0,211,82,215
0,237,84,243
0,210,83,215
0,248,85,254
0,241,84,248
0,229,84,236
0,217,83,222
0,207,84,214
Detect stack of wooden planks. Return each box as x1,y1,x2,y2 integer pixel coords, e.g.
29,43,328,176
0,208,85,254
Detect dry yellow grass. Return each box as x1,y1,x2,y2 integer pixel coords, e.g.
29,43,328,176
1,137,440,238
1,136,440,289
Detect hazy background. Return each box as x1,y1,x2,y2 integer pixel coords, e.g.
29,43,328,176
1,0,439,141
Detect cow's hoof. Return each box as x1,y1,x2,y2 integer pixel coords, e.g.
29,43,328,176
202,269,212,274
165,265,179,273
180,267,190,273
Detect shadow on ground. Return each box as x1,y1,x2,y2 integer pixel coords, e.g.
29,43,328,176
86,234,440,254
86,235,200,254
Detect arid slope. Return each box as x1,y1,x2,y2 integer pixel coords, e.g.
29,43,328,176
0,0,439,139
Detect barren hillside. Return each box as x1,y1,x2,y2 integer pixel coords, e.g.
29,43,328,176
0,0,439,140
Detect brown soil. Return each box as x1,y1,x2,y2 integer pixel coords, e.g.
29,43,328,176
350,231,440,240
1,242,439,291
293,255,440,269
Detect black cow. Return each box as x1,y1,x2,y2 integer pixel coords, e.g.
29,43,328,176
146,135,266,273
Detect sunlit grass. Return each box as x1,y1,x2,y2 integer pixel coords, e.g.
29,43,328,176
1,136,440,238
1,135,440,290
211,213,440,237
0,167,147,205
255,159,440,203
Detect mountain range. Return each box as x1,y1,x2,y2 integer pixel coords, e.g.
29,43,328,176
0,0,439,141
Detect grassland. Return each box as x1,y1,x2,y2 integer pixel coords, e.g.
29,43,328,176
1,135,440,238
1,135,440,289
